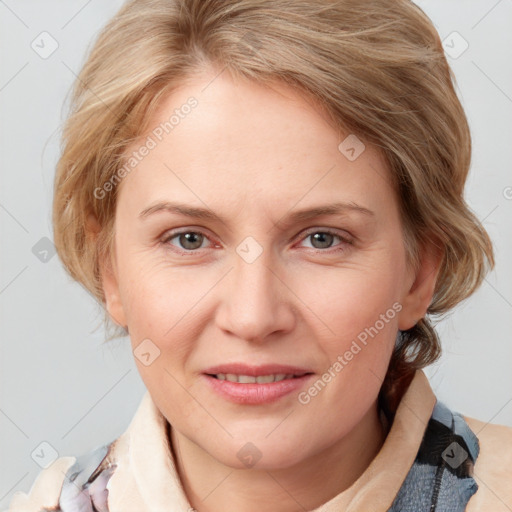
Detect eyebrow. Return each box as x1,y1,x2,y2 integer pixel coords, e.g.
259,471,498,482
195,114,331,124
138,200,375,226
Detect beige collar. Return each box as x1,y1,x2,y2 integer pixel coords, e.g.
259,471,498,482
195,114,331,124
107,369,436,511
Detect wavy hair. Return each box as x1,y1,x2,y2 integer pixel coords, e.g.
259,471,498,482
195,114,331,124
52,0,494,420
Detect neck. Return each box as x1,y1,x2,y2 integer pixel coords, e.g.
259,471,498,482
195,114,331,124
170,399,387,512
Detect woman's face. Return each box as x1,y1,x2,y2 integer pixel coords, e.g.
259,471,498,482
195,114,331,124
102,68,435,470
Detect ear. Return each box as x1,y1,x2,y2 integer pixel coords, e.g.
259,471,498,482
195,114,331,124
100,251,128,329
397,240,443,331
87,214,127,329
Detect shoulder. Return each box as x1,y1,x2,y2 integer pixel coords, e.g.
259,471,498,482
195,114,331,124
6,456,76,512
389,399,512,512
6,442,117,512
464,415,512,512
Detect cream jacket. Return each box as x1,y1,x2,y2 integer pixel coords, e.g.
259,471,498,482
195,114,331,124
6,370,512,511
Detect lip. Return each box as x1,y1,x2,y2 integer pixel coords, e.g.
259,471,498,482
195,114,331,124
203,363,312,377
202,363,314,405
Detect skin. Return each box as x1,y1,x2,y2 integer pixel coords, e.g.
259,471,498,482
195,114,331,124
99,66,441,511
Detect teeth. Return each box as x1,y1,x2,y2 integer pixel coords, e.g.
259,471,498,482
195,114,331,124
238,375,257,383
214,373,296,383
256,374,275,384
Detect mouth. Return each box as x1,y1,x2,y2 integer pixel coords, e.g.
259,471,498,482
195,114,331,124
201,364,315,404
206,372,312,383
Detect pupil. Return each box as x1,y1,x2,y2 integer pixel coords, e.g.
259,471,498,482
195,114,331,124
312,232,333,249
177,232,333,251
181,232,202,250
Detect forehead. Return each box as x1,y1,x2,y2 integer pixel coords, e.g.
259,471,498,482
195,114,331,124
116,70,396,221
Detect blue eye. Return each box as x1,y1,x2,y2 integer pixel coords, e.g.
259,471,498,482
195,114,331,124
162,231,211,252
299,229,353,252
160,228,353,254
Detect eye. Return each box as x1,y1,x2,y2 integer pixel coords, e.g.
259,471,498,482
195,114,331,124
160,228,353,254
161,230,213,252
298,229,353,252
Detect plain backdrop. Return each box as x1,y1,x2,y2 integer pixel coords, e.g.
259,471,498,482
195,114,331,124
1,0,511,506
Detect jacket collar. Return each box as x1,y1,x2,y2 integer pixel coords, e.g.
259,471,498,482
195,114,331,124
107,369,436,511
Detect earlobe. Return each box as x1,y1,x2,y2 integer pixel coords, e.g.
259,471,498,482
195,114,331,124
89,213,128,329
87,214,128,330
101,256,128,328
398,242,443,331
100,252,127,329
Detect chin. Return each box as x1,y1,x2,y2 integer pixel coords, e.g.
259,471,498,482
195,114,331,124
206,436,313,471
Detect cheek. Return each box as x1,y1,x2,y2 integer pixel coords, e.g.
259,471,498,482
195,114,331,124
119,255,197,335
118,257,217,392
120,260,207,413
296,271,400,421
297,257,404,344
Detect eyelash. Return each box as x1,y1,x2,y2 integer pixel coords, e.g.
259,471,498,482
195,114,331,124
160,228,354,255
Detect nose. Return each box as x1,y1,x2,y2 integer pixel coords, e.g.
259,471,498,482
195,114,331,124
214,248,296,344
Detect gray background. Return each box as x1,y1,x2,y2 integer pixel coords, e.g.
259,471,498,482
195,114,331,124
1,0,511,507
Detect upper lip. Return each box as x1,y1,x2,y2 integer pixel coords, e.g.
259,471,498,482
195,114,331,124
203,363,313,377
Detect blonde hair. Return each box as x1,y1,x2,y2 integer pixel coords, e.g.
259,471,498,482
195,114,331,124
53,0,494,418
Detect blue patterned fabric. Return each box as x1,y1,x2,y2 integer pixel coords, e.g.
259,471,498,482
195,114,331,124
41,399,479,511
388,399,480,511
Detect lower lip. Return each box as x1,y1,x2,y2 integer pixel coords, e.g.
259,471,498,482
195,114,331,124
202,374,314,405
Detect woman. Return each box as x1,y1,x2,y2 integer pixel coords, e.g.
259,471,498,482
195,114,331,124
7,0,512,511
